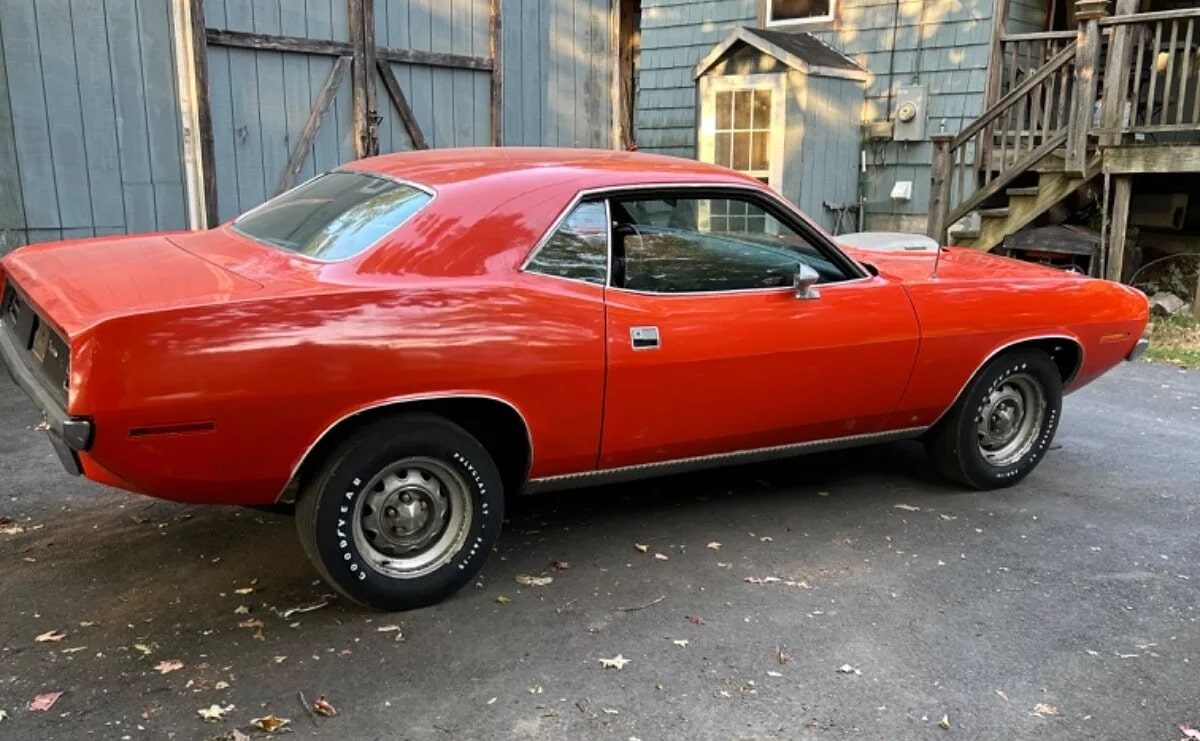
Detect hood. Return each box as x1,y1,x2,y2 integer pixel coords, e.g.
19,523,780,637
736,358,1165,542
1,233,264,337
844,245,1079,284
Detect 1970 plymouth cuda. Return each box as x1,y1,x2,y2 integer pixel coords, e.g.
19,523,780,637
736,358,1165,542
0,148,1148,610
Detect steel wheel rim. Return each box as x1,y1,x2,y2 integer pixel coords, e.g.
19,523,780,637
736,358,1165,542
352,457,471,578
976,373,1046,468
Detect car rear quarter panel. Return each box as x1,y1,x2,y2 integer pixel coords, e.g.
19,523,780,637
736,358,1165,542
73,278,606,505
896,276,1148,426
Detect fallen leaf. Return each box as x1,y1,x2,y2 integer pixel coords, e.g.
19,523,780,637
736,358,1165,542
35,630,66,643
250,714,290,733
1032,703,1061,717
706,542,722,550
274,596,332,620
653,553,669,561
672,639,689,647
599,654,631,669
894,504,921,512
1179,724,1200,740
133,643,153,655
940,514,957,521
528,685,543,694
376,624,404,641
214,681,231,690
760,536,773,543
154,660,184,674
273,655,287,664
234,605,250,615
61,646,86,654
238,618,264,630
515,574,553,586
313,696,338,717
836,664,862,676
28,692,62,712
745,576,812,588
495,595,511,604
550,560,570,571
234,587,255,595
688,615,706,626
777,648,792,664
766,670,783,677
0,710,7,722
939,714,951,730
601,707,620,715
0,525,24,536
634,543,649,553
487,697,497,705
995,689,1009,701
198,704,232,721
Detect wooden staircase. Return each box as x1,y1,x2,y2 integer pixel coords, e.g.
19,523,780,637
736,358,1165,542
929,2,1200,272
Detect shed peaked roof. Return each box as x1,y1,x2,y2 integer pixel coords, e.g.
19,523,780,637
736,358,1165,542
693,27,868,82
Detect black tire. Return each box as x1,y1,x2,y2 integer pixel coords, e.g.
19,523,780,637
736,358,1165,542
295,413,504,611
925,349,1062,490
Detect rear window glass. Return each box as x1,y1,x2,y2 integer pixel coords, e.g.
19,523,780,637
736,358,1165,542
233,172,432,260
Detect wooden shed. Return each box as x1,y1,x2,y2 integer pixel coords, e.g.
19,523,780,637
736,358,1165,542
693,28,867,233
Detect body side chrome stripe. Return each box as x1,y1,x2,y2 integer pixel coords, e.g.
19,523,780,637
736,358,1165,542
521,427,927,495
277,392,534,504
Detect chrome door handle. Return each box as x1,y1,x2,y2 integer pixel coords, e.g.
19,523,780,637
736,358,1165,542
630,326,660,350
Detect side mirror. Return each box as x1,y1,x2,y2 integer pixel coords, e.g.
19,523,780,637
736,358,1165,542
794,263,821,300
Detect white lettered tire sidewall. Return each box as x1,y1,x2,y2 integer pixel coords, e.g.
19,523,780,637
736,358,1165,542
297,414,504,611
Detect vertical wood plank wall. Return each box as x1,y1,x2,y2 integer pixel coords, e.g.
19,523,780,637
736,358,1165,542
0,0,188,253
501,0,613,148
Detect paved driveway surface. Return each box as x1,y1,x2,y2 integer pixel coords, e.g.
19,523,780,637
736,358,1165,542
0,361,1197,740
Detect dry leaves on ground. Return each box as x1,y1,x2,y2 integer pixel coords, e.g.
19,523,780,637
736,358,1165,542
1032,703,1061,717
251,714,291,733
672,639,689,647
836,664,862,676
598,655,630,669
894,504,921,512
35,630,66,643
154,660,184,674
495,595,511,604
1179,724,1200,740
313,696,338,717
376,624,404,641
515,574,553,587
634,543,649,553
28,692,62,712
939,714,951,730
198,704,233,722
744,576,812,588
688,615,706,626
550,560,570,571
706,542,722,550
653,553,669,561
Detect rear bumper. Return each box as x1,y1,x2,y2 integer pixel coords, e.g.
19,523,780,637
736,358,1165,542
0,318,91,475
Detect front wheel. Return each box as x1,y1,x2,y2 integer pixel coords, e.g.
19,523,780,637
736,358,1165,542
295,414,504,611
925,349,1063,489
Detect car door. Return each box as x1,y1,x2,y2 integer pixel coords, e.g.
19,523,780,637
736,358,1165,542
599,187,922,470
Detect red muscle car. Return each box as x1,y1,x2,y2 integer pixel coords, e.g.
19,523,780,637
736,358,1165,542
0,148,1148,610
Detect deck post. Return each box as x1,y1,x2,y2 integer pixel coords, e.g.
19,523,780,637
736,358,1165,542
1106,175,1133,282
1099,0,1139,148
1066,0,1109,174
928,134,954,245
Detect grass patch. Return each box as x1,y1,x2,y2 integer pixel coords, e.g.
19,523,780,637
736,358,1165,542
1145,315,1200,369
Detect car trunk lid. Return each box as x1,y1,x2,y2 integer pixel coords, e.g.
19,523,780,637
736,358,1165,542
0,233,264,338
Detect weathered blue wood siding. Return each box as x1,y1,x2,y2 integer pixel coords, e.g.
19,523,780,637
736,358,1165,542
1007,0,1047,34
204,0,357,221
0,0,188,252
377,0,492,152
502,0,612,147
636,0,1004,229
782,71,863,233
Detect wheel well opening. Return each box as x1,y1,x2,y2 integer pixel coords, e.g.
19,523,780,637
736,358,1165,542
1016,338,1082,384
287,398,533,502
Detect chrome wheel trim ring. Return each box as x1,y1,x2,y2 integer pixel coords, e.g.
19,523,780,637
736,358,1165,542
351,456,472,579
976,373,1046,468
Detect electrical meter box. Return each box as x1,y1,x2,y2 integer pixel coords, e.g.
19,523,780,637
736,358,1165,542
893,84,928,141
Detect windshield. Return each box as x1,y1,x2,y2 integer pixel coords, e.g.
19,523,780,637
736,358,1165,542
233,172,432,260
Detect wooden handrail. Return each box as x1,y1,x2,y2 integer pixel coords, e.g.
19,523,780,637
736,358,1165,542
1000,31,1077,42
953,42,1077,149
946,131,1068,227
1100,7,1200,26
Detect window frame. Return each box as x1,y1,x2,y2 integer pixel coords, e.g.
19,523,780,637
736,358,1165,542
229,169,437,264
519,183,869,295
697,74,786,192
764,0,837,28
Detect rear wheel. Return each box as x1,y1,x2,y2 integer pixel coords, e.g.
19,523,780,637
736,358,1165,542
295,414,504,611
925,349,1062,489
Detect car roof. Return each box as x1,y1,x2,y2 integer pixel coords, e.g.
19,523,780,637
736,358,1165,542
342,147,760,191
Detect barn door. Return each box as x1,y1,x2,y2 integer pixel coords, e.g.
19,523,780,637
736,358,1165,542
179,0,501,226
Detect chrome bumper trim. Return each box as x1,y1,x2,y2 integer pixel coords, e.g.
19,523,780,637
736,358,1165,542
1126,337,1150,362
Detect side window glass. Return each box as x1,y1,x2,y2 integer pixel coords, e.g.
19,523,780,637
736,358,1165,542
613,195,849,293
525,201,609,285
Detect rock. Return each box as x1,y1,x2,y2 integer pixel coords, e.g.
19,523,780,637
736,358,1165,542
1149,291,1187,317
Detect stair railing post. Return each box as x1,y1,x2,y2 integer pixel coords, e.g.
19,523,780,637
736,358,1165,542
1099,0,1139,148
928,134,954,245
1066,0,1109,173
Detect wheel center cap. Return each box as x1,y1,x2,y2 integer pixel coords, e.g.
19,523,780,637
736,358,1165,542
387,494,427,534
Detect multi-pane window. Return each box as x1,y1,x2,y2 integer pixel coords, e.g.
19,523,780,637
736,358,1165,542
712,88,773,185
767,0,836,25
